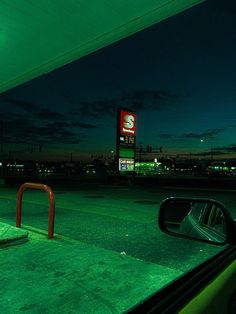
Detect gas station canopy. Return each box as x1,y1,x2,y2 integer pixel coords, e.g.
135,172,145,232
0,0,205,93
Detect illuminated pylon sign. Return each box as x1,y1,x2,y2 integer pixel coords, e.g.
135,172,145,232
120,111,136,136
117,110,136,173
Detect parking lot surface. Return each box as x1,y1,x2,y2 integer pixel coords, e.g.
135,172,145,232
0,182,233,313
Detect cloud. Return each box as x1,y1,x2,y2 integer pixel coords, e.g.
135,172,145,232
214,144,236,153
0,112,25,120
1,117,83,144
191,151,227,157
2,98,38,113
157,128,224,141
72,122,98,129
156,128,228,145
69,100,117,118
34,109,65,120
189,144,236,158
67,89,179,118
45,130,84,144
182,128,224,140
157,133,173,139
46,122,70,128
184,133,207,139
121,90,179,109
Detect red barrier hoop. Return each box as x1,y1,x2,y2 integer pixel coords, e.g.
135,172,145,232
16,182,55,239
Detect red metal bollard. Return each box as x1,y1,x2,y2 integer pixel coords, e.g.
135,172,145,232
16,182,55,239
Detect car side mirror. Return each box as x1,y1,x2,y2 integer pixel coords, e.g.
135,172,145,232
158,197,236,244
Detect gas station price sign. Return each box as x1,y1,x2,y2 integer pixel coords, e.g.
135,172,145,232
119,158,134,172
119,135,135,145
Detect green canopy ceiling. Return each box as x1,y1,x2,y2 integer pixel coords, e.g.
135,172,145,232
0,0,205,93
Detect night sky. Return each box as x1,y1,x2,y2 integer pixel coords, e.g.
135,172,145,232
1,0,236,161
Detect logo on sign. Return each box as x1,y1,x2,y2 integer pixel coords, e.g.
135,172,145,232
120,111,136,135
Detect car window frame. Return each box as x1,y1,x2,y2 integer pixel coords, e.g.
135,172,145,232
129,244,236,313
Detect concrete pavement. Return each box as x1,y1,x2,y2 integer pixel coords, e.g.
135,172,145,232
0,183,232,313
0,228,184,313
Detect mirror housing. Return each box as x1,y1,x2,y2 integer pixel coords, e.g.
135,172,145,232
159,197,236,245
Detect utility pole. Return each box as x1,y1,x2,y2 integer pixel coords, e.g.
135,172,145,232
211,144,213,161
0,121,3,153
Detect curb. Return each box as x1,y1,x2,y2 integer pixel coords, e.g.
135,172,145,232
0,222,28,247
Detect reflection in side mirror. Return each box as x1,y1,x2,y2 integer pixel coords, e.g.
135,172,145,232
159,198,227,244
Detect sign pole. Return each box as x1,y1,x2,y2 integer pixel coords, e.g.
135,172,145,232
116,110,121,177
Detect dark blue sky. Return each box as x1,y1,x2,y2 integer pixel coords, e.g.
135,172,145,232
1,0,236,161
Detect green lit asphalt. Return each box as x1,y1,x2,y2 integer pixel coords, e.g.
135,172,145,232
0,183,234,313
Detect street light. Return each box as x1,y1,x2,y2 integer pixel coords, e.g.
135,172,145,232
200,138,213,160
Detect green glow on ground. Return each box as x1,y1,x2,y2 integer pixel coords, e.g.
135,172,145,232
0,232,183,313
0,184,228,313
